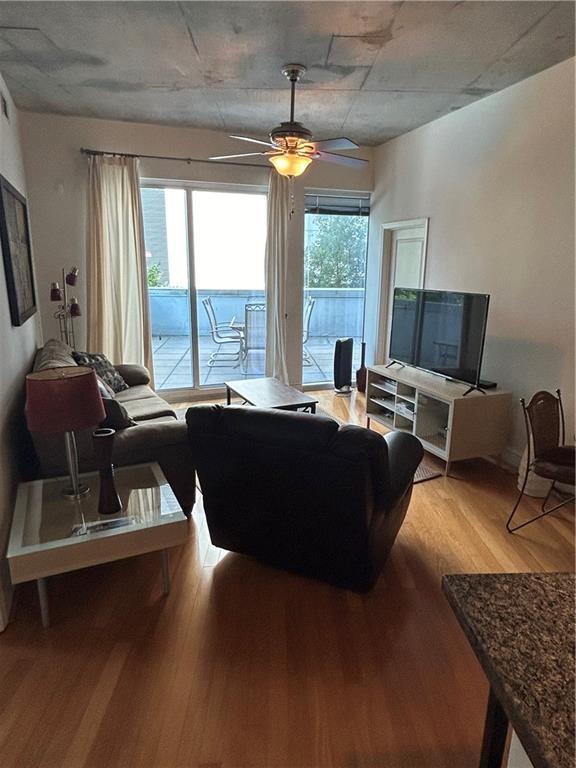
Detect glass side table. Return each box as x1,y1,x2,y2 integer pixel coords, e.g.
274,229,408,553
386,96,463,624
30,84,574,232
7,462,188,627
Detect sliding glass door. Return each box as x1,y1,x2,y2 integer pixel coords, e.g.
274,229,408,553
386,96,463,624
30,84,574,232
142,187,193,390
302,194,369,385
141,185,267,391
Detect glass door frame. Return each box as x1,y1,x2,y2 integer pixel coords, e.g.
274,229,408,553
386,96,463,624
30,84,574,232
141,178,268,400
301,188,372,391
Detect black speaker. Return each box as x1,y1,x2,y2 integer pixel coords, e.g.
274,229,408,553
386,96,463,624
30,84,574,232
333,338,353,394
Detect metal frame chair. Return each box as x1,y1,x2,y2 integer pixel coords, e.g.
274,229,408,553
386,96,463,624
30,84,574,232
506,389,575,533
202,297,243,369
241,302,266,375
302,295,316,366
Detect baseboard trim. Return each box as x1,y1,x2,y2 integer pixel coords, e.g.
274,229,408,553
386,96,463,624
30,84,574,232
484,445,522,477
501,445,522,470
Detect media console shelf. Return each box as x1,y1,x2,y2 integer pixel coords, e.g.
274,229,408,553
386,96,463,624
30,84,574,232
366,365,512,474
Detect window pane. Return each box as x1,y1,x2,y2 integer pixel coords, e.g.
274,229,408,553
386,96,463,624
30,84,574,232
303,211,368,384
394,239,422,288
141,188,193,391
193,191,267,386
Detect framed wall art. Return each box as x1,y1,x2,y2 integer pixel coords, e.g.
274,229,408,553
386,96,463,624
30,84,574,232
0,174,36,326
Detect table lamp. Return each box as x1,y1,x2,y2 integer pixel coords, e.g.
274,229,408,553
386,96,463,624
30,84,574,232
26,366,105,499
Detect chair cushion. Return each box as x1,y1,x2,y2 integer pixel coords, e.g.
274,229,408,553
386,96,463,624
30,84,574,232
115,384,159,403
123,396,176,421
533,445,575,484
137,415,178,425
72,351,128,393
111,418,187,464
538,445,576,467
534,460,575,485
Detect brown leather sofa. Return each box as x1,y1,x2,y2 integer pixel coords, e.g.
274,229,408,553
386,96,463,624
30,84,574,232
28,339,195,513
186,404,423,591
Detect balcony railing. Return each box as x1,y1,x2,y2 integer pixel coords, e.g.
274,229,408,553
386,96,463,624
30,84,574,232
149,287,364,337
149,287,364,388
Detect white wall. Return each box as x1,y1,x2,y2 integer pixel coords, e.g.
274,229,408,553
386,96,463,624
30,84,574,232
0,75,40,630
507,732,532,768
19,112,373,384
366,58,575,458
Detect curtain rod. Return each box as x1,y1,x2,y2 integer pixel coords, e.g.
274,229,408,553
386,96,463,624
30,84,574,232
79,147,269,171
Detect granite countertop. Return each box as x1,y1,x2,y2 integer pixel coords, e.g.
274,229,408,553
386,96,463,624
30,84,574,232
442,572,575,768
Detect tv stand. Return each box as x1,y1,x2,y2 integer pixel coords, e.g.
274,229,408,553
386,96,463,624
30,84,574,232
462,384,487,396
366,365,511,475
385,360,405,369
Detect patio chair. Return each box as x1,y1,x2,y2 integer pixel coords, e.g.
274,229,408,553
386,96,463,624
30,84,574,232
506,389,575,532
242,303,266,375
302,296,316,366
202,297,243,369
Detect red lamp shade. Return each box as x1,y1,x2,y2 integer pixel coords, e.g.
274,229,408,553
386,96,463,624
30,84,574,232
65,267,79,286
26,366,105,433
50,282,62,302
69,298,81,317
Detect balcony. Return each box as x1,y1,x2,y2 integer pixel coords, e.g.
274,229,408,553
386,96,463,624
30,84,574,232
150,287,364,389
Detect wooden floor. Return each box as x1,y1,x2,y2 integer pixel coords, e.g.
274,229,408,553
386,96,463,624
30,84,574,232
1,391,573,768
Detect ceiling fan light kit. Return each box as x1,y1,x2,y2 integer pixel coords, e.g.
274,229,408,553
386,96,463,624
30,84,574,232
269,152,313,178
209,64,367,179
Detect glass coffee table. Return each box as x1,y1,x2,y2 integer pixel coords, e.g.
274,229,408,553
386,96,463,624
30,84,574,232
7,463,188,627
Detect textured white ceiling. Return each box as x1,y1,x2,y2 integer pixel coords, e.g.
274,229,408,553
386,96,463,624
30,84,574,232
0,1,573,145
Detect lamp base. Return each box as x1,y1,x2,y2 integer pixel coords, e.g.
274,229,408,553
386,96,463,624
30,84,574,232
61,483,90,500
63,431,90,500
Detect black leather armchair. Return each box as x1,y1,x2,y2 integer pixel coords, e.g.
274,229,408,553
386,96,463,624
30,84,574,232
186,405,423,591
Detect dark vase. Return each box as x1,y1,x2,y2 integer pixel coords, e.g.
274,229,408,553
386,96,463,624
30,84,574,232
356,341,367,393
92,428,122,516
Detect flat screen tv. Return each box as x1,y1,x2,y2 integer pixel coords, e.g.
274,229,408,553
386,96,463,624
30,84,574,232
388,288,490,387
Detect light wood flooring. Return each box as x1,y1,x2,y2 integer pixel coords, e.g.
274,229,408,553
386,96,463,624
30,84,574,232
0,391,573,768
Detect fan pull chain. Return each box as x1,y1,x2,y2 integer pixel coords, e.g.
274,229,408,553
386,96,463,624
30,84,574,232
289,176,295,218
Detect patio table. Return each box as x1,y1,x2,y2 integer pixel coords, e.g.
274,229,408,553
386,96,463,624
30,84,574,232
230,301,266,332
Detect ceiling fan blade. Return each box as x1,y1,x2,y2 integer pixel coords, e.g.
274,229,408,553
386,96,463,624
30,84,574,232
209,152,271,160
229,135,276,148
313,137,359,151
315,152,368,168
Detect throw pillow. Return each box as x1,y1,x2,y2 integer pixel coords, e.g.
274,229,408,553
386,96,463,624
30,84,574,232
96,377,136,430
73,351,129,393
101,398,137,430
97,376,116,398
33,339,77,371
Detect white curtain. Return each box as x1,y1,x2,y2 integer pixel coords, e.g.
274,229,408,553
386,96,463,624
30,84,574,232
87,155,153,377
265,172,290,383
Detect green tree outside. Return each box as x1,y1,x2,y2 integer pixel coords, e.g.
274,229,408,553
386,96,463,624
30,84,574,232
304,215,368,289
147,263,166,287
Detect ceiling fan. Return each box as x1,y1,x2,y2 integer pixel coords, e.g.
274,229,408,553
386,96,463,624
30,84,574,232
209,64,367,178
